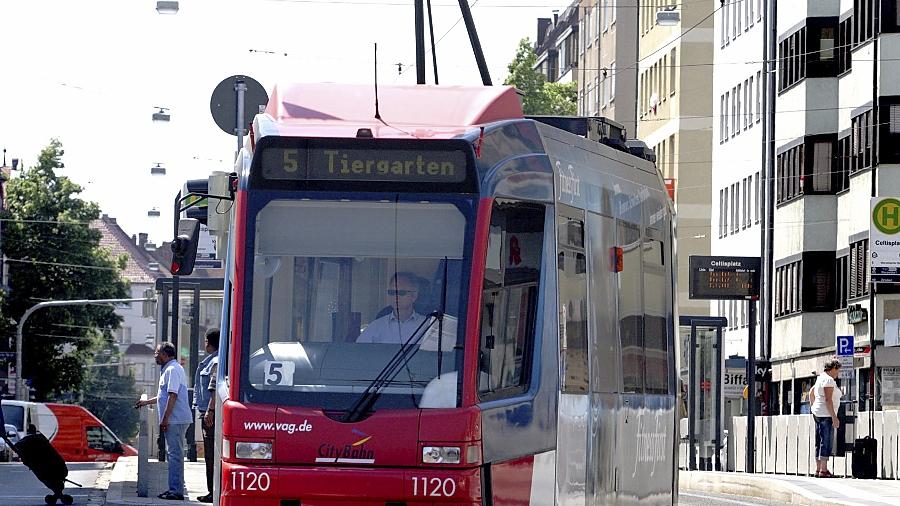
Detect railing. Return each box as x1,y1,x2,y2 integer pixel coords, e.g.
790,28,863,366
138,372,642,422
728,410,900,479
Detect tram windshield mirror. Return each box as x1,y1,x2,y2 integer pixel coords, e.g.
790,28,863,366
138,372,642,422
243,198,469,410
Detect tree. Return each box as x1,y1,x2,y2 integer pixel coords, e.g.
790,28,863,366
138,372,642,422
504,38,578,116
0,139,129,400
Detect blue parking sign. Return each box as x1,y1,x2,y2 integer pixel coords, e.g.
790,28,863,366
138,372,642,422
837,335,854,356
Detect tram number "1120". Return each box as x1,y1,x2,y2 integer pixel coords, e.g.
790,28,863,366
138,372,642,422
232,471,271,492
412,477,456,497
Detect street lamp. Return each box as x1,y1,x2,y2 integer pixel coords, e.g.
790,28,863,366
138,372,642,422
148,208,161,217
152,107,170,122
657,5,680,26
150,163,166,176
156,1,179,14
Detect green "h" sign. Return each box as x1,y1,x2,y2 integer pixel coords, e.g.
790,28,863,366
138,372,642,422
874,198,900,234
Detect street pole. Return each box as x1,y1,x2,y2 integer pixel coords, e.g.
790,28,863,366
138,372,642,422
746,297,758,473
15,297,154,400
235,79,246,153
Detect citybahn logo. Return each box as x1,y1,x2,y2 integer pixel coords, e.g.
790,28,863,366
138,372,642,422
315,429,375,464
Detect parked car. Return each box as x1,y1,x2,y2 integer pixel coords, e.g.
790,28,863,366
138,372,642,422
1,423,18,461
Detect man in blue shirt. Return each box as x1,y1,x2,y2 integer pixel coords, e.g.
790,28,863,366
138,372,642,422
193,329,219,503
135,342,193,500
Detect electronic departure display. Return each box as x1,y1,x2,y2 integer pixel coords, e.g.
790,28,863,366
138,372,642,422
260,146,468,183
689,256,761,300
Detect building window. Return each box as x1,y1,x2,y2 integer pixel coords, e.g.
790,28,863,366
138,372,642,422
854,0,875,45
721,2,728,47
775,261,802,317
754,171,761,224
720,95,726,143
756,70,762,122
810,141,833,192
838,17,853,74
836,255,849,310
669,48,676,95
732,86,738,136
884,0,900,32
849,239,870,299
719,188,726,238
747,76,753,129
724,91,730,139
837,135,851,191
852,109,875,173
878,97,900,163
777,144,804,203
610,62,616,104
779,27,807,92
731,184,738,234
807,19,839,78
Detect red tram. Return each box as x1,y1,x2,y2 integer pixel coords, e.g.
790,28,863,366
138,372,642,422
210,83,678,505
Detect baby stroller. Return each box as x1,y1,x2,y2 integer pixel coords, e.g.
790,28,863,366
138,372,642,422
0,401,81,504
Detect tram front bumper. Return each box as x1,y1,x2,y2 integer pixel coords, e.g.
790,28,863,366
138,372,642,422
221,462,482,505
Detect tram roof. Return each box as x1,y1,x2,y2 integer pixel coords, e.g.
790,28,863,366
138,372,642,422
257,83,524,140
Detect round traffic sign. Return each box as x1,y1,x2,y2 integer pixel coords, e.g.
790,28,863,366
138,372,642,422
873,198,900,234
209,75,268,136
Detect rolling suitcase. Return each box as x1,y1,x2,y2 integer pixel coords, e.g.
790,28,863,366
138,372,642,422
852,436,877,479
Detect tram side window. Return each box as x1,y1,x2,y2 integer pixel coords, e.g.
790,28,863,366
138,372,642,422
558,211,589,394
643,231,670,395
478,201,544,399
618,221,644,393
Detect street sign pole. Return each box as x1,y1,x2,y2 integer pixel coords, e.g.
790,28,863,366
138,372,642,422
747,297,757,473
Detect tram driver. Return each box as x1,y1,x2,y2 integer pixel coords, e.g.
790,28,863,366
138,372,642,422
355,271,455,352
356,271,427,345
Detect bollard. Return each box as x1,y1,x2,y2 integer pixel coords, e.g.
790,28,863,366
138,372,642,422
137,396,149,497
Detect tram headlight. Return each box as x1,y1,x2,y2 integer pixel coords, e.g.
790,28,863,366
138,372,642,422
422,446,461,464
235,441,273,460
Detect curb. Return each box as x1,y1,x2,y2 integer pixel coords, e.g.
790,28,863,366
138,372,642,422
679,471,857,506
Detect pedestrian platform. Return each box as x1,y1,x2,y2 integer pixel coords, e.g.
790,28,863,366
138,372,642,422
681,470,900,505
105,456,208,505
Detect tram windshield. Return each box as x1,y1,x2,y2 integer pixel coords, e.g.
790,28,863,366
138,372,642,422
242,197,471,411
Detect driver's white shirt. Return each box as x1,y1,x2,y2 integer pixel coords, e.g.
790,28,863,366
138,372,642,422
356,311,426,345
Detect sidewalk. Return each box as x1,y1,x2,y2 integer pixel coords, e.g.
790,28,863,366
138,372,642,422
105,456,209,505
681,470,900,505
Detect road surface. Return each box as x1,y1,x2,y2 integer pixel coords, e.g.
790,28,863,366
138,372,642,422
0,461,107,506
680,490,792,505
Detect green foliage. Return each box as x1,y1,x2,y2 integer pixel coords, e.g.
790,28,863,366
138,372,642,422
82,345,140,443
504,38,578,116
0,139,129,400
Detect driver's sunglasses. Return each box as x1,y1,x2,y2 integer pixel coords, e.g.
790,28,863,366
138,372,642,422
387,289,415,296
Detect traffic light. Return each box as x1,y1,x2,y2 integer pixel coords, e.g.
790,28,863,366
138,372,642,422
171,218,200,276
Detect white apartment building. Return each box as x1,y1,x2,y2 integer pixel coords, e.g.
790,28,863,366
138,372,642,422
711,0,766,359
766,0,900,414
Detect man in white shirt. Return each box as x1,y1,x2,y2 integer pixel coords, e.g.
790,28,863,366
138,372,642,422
357,272,426,345
808,359,842,478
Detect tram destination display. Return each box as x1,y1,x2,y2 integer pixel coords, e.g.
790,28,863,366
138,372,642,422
689,256,760,300
260,146,468,183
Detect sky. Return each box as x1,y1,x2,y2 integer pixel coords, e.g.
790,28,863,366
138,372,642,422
0,0,569,244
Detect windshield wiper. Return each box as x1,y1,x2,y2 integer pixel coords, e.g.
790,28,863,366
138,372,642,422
436,257,448,376
342,311,441,423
